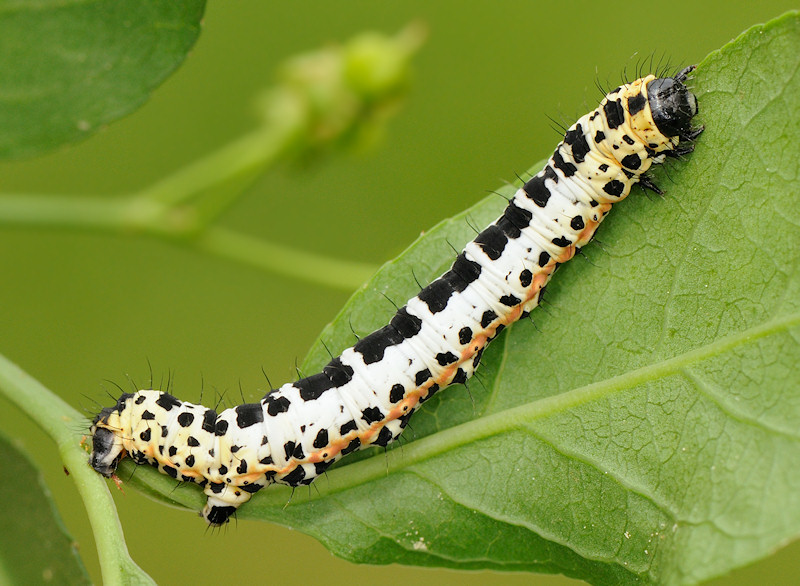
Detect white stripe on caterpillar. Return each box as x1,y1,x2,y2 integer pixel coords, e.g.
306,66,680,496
90,67,702,525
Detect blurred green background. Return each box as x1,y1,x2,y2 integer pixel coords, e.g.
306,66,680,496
1,2,798,584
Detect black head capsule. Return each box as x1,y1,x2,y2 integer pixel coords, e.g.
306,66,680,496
648,69,699,138
90,425,123,477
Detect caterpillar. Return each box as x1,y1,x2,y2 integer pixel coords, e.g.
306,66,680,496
90,66,702,525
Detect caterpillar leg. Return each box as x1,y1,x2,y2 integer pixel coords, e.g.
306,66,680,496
203,486,259,525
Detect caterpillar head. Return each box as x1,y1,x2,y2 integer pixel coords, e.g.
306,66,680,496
89,401,129,477
647,65,700,139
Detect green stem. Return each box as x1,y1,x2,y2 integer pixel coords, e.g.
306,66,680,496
0,354,155,585
0,90,374,290
134,115,303,230
0,193,141,231
0,191,378,289
197,226,376,290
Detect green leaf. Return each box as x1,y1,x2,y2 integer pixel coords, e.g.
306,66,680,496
116,10,800,585
0,0,206,159
0,431,91,585
239,11,799,585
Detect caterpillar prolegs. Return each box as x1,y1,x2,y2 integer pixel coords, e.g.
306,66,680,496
90,67,702,525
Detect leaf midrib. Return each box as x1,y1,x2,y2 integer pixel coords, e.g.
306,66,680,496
272,310,800,506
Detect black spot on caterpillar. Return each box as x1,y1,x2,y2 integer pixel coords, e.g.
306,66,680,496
90,66,702,525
